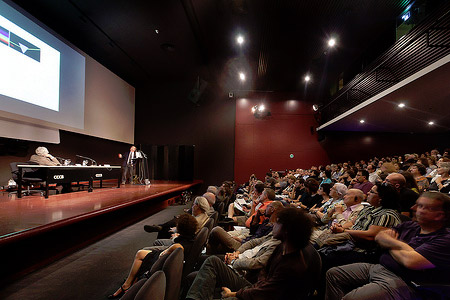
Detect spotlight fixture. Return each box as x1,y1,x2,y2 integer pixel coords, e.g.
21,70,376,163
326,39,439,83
328,38,336,47
398,103,405,108
236,35,244,45
239,72,246,81
155,29,159,34
359,119,365,124
428,121,435,125
312,104,319,111
304,75,311,82
251,104,270,118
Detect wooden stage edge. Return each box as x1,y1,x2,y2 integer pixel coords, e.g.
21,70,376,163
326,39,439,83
0,180,202,286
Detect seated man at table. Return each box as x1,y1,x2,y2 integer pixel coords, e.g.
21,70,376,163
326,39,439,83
325,191,450,300
29,147,61,166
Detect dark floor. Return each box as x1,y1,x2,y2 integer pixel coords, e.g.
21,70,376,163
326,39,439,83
0,201,191,300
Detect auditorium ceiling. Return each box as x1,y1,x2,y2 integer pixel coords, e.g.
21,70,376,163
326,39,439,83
9,0,449,133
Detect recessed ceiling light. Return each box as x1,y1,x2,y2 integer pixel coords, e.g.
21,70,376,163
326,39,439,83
155,29,159,34
258,104,265,112
360,119,365,124
428,121,435,125
239,72,246,81
398,103,405,108
312,104,319,111
328,38,336,47
237,35,244,45
304,75,311,82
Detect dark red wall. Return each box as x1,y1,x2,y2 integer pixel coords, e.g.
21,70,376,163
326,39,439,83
319,131,450,163
234,96,330,185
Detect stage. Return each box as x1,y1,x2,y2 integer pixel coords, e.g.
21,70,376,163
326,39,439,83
0,179,202,285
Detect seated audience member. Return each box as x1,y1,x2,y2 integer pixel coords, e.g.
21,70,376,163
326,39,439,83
318,183,401,270
339,169,355,186
320,170,333,186
206,185,218,196
216,181,233,205
311,188,365,245
281,175,296,195
247,188,275,228
314,183,348,224
310,183,333,223
349,170,374,195
296,178,323,210
401,170,420,194
223,232,281,281
144,196,209,239
108,213,198,299
326,191,450,300
186,208,314,300
426,156,438,176
367,163,381,184
207,201,283,254
331,164,340,181
384,172,419,217
379,162,396,178
227,184,268,226
203,192,216,216
286,178,305,202
428,161,450,194
184,192,216,216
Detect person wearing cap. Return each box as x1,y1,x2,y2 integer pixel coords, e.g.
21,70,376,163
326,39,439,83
29,147,61,166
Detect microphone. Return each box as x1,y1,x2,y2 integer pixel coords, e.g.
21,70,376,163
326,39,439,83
76,154,97,166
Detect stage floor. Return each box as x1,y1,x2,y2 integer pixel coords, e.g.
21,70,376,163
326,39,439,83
0,180,201,239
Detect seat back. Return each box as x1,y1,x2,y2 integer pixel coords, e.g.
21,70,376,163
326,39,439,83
302,244,322,297
210,211,219,227
135,270,166,300
204,217,214,233
161,247,184,300
182,227,208,279
216,201,225,216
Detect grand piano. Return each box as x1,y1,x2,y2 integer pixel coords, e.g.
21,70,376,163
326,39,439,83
17,165,122,198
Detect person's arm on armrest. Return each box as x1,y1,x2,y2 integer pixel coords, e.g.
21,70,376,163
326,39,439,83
345,225,387,241
159,243,184,257
375,230,435,270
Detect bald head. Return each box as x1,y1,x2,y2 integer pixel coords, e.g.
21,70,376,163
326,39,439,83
386,173,406,190
344,189,365,206
203,192,216,206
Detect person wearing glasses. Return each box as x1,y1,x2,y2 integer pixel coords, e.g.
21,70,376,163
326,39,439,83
326,191,450,300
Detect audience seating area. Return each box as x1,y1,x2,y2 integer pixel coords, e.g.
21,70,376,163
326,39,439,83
2,148,449,300
97,147,448,300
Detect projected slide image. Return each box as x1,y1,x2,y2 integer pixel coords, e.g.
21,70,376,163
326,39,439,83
0,25,41,62
0,15,60,111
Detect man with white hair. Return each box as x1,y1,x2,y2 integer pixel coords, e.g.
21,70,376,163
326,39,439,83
203,192,216,217
206,185,218,195
29,147,61,166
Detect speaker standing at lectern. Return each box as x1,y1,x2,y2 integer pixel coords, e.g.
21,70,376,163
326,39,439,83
119,146,138,184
